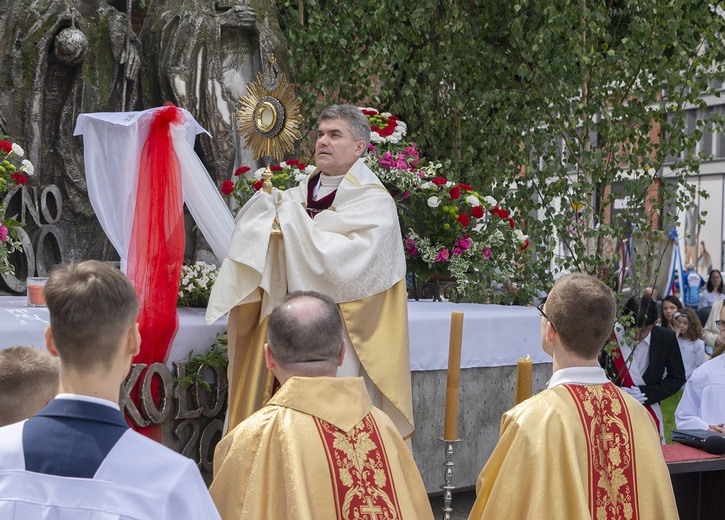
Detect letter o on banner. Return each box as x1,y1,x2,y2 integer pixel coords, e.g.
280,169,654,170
34,225,69,276
140,363,174,424
1,227,35,292
40,185,63,224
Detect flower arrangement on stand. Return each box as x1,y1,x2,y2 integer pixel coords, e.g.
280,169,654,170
177,261,220,308
360,108,530,301
0,138,33,276
220,160,315,216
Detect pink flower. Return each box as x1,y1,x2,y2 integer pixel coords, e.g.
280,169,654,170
453,247,462,256
0,226,7,242
368,143,376,152
404,236,418,258
379,151,396,169
395,153,408,170
483,248,492,260
435,248,450,262
404,145,419,167
455,237,472,250
401,191,411,199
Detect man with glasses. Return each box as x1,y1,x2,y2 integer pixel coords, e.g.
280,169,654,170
468,273,677,520
675,304,725,433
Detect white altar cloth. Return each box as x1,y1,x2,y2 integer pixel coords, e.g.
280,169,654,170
407,301,548,370
0,297,227,367
0,297,547,370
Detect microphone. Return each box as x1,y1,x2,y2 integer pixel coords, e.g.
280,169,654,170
672,430,725,455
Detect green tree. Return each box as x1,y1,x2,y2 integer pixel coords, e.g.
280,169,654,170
277,0,725,302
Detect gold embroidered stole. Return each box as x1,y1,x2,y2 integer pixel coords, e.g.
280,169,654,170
314,413,403,520
565,383,639,520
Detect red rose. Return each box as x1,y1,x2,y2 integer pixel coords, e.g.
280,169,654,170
298,163,307,169
0,140,11,154
458,183,472,192
11,172,28,186
508,218,515,229
234,166,250,176
220,180,235,195
270,165,283,172
471,205,484,219
253,180,264,191
432,176,448,186
286,159,299,166
520,239,531,251
449,186,461,200
361,109,378,116
492,206,509,219
457,213,471,227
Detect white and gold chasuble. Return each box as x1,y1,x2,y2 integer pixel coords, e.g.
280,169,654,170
210,377,432,520
206,159,413,438
469,374,678,520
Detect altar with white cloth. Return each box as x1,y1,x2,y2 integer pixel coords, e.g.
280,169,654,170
0,295,549,491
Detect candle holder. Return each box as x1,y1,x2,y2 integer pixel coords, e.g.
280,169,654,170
439,437,461,520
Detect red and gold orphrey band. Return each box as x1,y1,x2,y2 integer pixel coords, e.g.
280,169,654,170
565,383,639,520
315,414,403,520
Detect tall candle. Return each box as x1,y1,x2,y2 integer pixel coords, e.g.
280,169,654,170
443,311,464,441
514,355,533,405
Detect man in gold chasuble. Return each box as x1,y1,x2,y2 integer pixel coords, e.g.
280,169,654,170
468,273,678,520
209,291,432,519
206,105,413,439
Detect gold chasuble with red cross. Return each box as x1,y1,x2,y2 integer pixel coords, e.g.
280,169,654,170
469,383,678,520
210,377,432,520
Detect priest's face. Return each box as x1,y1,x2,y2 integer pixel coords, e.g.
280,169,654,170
315,118,366,176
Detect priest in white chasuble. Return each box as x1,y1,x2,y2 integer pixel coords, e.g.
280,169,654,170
206,104,413,439
210,292,432,520
468,273,678,520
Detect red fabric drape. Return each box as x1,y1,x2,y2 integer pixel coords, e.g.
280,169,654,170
611,346,661,431
126,104,186,439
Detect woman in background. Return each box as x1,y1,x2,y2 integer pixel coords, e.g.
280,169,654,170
673,309,706,379
660,295,684,330
697,241,713,279
699,269,724,310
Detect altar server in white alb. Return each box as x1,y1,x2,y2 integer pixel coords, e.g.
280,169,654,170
676,303,725,433
207,104,413,439
0,260,220,520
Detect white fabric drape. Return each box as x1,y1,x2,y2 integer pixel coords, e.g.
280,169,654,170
74,108,234,271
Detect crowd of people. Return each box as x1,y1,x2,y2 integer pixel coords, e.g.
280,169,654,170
0,104,722,519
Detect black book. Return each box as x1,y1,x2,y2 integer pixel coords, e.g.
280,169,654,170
671,429,725,455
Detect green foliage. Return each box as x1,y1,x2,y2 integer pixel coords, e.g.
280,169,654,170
276,0,725,303
174,333,228,392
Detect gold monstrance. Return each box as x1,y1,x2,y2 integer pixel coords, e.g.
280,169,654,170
236,56,303,235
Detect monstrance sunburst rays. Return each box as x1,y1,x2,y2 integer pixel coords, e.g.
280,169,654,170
236,71,303,161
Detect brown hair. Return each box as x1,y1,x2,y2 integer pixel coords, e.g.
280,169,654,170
44,260,139,370
676,308,703,341
0,346,59,426
546,273,616,358
266,291,344,373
